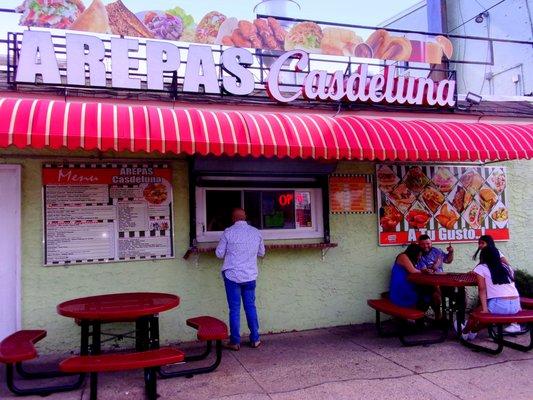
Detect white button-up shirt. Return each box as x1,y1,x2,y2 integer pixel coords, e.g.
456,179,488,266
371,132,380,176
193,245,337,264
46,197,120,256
215,221,265,283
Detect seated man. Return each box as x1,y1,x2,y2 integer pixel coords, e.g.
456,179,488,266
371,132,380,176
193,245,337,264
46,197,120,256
417,234,454,273
416,234,455,320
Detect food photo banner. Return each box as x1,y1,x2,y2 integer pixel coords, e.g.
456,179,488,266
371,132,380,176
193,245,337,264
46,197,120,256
14,0,453,63
42,163,174,265
376,164,509,246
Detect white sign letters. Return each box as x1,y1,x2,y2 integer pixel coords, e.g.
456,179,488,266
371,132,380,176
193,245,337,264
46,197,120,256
15,31,456,107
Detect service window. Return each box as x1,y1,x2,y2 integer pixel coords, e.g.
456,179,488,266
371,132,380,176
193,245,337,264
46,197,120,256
196,187,323,242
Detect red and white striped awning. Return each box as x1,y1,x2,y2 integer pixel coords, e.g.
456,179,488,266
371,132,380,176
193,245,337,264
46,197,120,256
0,97,532,161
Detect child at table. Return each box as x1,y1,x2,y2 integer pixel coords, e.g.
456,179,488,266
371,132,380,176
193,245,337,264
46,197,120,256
459,246,521,340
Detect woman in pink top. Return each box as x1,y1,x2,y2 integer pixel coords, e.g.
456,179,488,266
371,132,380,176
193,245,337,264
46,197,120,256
460,246,521,340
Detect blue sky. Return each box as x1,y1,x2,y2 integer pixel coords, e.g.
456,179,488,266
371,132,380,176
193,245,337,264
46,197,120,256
0,0,423,35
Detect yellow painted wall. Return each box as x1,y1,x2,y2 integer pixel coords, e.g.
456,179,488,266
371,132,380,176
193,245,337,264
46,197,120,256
1,149,531,353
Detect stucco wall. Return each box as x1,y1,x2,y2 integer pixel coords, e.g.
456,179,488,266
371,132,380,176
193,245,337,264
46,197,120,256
1,150,531,353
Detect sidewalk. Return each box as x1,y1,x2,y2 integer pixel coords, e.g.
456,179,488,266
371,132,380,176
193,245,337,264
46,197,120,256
1,323,532,400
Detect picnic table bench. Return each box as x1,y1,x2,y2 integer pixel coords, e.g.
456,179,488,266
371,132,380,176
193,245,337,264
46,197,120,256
0,330,84,396
367,298,447,346
460,309,533,355
60,347,185,400
158,315,228,379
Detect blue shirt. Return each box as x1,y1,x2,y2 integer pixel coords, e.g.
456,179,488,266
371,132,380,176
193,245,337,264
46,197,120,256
417,247,447,272
389,262,419,308
215,221,265,283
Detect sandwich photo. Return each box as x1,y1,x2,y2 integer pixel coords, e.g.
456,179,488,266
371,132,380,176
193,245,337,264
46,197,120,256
320,27,362,56
432,167,456,193
70,0,111,34
436,204,459,229
195,11,227,44
479,186,497,212
285,21,323,53
421,186,445,214
389,183,416,212
17,0,85,29
403,166,430,193
135,11,184,41
489,169,506,193
376,165,399,192
106,0,154,38
460,170,484,193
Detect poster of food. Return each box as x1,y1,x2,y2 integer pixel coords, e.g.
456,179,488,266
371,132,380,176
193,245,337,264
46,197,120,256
329,175,374,214
12,0,453,63
42,163,174,265
376,164,509,246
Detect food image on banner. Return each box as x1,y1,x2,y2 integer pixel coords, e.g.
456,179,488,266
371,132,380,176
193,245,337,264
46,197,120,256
329,175,373,214
377,165,509,246
13,1,453,64
43,163,174,265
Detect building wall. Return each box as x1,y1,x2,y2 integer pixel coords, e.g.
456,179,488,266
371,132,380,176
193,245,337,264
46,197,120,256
382,0,533,96
1,149,531,353
447,0,533,97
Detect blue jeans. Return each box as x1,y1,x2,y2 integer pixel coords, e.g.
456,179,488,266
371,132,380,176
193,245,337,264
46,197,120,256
223,275,260,345
488,297,521,314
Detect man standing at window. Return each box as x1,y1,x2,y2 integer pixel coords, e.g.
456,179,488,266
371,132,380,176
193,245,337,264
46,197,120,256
216,208,265,350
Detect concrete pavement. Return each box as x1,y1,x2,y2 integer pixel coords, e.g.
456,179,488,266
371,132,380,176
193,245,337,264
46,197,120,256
1,323,531,400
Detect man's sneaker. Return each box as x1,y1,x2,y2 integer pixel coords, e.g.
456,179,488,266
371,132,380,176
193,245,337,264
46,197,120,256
467,332,478,341
504,323,522,334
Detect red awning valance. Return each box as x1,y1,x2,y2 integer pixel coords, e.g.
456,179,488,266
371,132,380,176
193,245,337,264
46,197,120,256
0,97,531,161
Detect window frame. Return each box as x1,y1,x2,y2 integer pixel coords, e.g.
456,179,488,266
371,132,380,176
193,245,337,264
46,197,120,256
195,186,324,243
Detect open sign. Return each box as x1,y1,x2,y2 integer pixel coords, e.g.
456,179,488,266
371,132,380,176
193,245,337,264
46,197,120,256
278,194,294,207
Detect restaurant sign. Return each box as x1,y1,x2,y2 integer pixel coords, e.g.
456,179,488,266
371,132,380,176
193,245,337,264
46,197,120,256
377,164,509,246
15,31,456,107
42,163,174,265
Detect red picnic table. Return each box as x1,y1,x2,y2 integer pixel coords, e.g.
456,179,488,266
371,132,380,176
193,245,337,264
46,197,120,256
408,272,478,335
57,292,180,353
57,292,180,399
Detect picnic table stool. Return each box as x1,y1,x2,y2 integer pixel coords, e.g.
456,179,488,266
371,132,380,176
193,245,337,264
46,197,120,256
367,298,447,346
0,330,83,396
460,310,533,355
60,347,185,400
158,315,228,379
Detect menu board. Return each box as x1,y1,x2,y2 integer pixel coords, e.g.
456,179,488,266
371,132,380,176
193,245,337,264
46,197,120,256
376,164,509,246
330,175,374,214
43,163,174,265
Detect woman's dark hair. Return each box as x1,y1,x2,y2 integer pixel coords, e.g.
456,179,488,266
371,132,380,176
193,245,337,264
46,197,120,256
472,234,497,260
404,243,422,265
479,246,511,285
